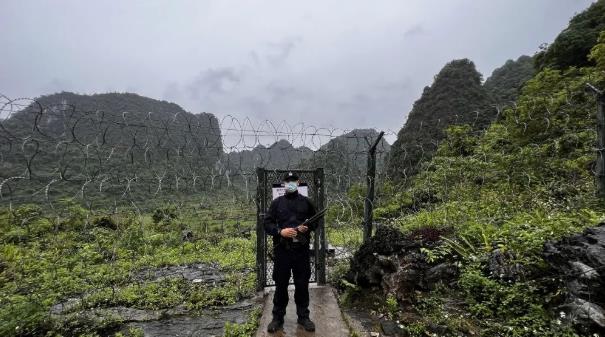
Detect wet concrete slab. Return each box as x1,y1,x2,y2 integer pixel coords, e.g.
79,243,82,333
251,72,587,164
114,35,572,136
255,285,350,337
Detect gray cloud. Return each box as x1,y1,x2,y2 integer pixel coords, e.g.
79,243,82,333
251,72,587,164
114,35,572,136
0,0,596,141
162,82,183,102
403,24,425,38
42,78,74,94
264,36,302,66
186,68,241,100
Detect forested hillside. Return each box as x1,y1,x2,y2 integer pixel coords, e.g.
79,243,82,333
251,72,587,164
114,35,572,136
303,128,390,192
222,139,313,171
339,3,605,336
534,0,605,69
0,92,223,206
484,55,535,107
387,59,492,181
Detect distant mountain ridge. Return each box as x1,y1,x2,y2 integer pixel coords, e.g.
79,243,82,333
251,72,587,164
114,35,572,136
0,92,224,202
387,54,538,183
223,129,390,172
387,59,492,181
484,55,535,108
304,128,391,191
1,92,393,200
222,139,314,171
2,91,222,148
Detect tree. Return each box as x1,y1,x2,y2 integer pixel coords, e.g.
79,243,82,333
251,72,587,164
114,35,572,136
534,0,605,70
484,55,535,107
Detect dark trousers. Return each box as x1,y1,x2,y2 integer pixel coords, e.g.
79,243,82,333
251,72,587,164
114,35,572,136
271,243,311,321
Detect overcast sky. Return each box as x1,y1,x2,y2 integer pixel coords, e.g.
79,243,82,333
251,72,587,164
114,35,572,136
0,0,595,145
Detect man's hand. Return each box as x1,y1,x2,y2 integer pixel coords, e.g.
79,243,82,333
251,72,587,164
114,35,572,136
280,228,298,238
297,224,309,233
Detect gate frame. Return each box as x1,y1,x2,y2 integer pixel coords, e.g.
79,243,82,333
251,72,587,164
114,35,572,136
255,167,326,291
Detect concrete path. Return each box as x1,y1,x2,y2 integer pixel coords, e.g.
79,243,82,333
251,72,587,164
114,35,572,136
255,285,351,337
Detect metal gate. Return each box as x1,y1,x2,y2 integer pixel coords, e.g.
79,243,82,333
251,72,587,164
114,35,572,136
255,167,326,290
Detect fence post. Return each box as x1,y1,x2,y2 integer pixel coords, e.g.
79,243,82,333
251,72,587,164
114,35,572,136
363,131,384,243
255,167,266,291
315,167,327,285
587,84,605,198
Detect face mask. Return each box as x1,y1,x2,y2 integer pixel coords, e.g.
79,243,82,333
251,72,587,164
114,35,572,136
285,181,298,193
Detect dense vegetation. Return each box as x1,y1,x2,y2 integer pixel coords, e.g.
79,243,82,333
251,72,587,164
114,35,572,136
387,59,492,181
3,2,605,337
484,55,535,107
0,197,259,336
534,0,605,70
0,92,224,207
345,12,605,337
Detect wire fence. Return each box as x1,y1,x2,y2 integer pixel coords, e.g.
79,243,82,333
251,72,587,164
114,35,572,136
0,95,391,205
0,85,602,336
0,93,400,336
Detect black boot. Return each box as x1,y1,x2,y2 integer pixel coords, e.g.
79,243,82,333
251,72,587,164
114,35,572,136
267,317,284,333
297,316,315,332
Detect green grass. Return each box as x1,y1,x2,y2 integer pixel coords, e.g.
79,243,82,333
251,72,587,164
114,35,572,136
0,198,258,337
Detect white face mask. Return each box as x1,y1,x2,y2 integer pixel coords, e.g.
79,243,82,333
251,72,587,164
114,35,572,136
285,181,298,193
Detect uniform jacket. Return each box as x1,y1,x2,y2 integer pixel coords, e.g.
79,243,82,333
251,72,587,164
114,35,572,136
263,190,318,246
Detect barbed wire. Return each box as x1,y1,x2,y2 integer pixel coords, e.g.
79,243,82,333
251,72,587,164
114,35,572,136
0,88,597,239
0,86,601,337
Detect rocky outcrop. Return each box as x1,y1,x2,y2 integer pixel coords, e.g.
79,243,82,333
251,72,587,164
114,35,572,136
543,223,605,333
50,263,258,336
345,224,458,302
136,262,229,285
51,299,260,337
486,248,526,281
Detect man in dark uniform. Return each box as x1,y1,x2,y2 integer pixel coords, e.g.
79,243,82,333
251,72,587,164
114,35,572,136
264,171,317,333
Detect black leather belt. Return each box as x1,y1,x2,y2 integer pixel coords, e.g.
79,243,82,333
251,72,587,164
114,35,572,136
290,241,306,248
277,237,308,250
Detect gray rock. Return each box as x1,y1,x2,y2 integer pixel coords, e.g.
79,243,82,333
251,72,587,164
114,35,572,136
181,229,194,242
50,263,259,337
380,320,404,336
345,224,458,302
487,248,524,281
50,298,82,315
544,223,605,334
135,263,229,285
427,322,450,335
563,298,605,328
425,262,458,289
53,297,260,337
127,308,254,337
570,261,599,280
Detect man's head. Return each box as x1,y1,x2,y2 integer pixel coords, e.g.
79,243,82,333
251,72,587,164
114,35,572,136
283,172,299,193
